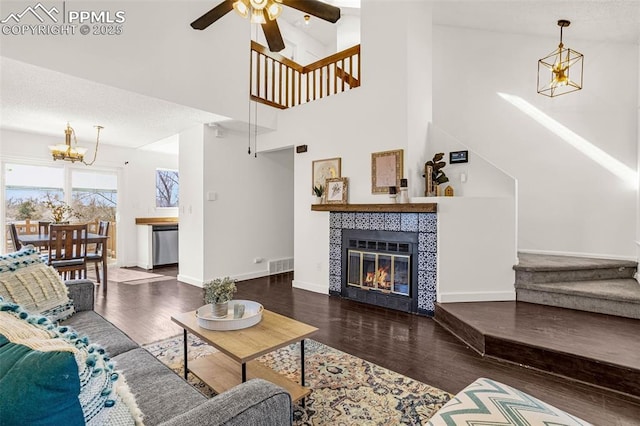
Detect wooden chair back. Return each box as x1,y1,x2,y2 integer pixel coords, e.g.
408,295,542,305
48,224,88,280
8,223,22,251
38,221,51,235
86,220,110,284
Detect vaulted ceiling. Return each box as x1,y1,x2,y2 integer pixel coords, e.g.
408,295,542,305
1,1,638,154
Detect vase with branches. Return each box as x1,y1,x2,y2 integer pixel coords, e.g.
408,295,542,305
43,194,81,223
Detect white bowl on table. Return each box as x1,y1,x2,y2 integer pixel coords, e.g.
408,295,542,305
195,300,263,331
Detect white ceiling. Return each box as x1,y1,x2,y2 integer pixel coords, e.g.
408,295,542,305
1,1,638,155
0,57,230,152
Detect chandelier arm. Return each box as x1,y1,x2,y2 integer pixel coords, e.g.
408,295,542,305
82,125,103,166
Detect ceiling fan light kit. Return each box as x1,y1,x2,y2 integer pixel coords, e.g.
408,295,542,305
48,123,103,166
191,0,341,52
537,19,584,97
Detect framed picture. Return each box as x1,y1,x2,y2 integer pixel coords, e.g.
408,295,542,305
371,149,403,193
449,150,469,164
312,157,341,195
325,177,348,204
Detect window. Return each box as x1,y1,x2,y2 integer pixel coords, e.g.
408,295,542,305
5,164,64,222
71,170,117,222
156,169,179,208
3,163,118,257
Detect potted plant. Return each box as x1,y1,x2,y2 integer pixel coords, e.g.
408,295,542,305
312,185,324,204
203,277,237,318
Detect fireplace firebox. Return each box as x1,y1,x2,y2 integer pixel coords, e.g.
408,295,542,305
340,229,418,313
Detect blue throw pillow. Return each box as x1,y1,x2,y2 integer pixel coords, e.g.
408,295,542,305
0,336,85,425
0,297,143,425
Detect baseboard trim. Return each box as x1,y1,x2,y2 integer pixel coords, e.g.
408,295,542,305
518,248,637,262
292,280,328,294
176,274,203,287
231,270,269,282
438,291,515,303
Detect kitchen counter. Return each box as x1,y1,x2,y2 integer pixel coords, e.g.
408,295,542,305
136,217,179,269
135,217,178,225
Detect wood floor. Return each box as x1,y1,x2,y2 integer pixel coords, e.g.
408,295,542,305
95,268,640,425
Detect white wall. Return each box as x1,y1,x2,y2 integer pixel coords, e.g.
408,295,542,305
433,26,639,260
257,1,427,293
0,1,277,129
177,125,294,287
637,42,640,261
0,128,178,265
176,125,205,285
336,15,360,52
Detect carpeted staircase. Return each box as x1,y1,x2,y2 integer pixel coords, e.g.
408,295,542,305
514,253,640,319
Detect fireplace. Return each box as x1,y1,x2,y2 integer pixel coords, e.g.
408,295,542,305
341,229,418,313
327,211,437,316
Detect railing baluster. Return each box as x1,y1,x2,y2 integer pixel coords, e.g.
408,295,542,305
250,42,360,108
271,59,275,103
256,53,261,99
349,55,353,88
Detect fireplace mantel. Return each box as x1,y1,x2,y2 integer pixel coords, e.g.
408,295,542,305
311,203,437,213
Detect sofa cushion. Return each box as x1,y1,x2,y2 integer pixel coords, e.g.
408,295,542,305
0,245,74,321
0,300,143,426
113,348,207,425
63,311,139,357
0,322,84,425
427,377,591,426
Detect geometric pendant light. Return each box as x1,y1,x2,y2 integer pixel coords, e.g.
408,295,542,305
537,20,584,97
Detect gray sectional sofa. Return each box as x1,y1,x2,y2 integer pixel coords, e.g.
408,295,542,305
64,279,293,426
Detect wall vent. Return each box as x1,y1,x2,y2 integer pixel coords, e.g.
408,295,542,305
268,257,294,275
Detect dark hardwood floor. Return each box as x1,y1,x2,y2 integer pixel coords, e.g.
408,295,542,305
95,268,640,425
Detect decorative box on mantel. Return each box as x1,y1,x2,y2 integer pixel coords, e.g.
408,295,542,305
313,203,438,316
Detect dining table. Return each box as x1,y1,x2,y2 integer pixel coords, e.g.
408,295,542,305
18,233,109,294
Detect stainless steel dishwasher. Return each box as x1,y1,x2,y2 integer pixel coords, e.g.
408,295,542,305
152,224,179,267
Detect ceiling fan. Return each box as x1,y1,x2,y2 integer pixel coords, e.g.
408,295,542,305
191,0,341,53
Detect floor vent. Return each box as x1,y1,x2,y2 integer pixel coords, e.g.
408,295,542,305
268,258,294,275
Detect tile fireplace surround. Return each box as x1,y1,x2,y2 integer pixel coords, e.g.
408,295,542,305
318,205,438,316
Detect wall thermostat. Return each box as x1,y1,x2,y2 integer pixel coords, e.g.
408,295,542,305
450,150,469,164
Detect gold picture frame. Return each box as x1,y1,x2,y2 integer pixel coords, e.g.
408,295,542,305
371,149,403,193
312,157,341,195
325,177,348,204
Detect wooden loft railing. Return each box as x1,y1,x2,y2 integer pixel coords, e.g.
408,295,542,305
250,41,361,109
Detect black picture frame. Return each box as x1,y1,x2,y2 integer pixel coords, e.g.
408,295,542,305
449,150,469,164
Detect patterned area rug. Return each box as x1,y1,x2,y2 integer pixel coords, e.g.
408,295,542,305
143,335,452,425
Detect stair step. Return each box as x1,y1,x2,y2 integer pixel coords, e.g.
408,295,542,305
516,279,640,319
434,301,640,398
514,253,637,284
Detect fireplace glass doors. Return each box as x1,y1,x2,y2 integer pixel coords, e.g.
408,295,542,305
347,250,410,296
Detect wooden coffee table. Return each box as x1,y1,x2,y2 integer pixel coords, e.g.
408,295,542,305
171,308,318,402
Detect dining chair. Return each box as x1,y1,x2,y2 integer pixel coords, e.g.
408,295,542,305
8,223,22,251
86,220,109,284
36,221,51,251
48,223,88,280
38,221,51,235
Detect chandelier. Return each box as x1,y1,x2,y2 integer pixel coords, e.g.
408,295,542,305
537,20,584,97
48,123,103,165
232,0,282,24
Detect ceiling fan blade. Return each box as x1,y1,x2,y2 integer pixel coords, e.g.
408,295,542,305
262,16,286,52
191,0,235,30
281,0,340,23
